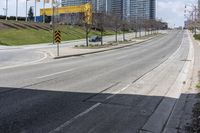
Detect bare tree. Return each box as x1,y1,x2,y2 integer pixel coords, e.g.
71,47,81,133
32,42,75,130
131,20,139,38
109,14,122,42
93,12,107,45
121,19,130,41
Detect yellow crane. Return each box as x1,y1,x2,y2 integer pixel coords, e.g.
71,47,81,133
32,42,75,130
40,3,92,24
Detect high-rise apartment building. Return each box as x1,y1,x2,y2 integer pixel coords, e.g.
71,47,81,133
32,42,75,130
61,0,156,20
61,0,89,6
127,0,155,20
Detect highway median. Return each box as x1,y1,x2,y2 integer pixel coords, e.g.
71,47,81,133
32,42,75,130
49,33,163,59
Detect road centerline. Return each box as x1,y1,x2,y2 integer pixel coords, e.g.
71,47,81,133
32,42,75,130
37,69,75,79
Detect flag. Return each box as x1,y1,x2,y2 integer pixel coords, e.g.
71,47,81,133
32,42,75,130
44,0,50,3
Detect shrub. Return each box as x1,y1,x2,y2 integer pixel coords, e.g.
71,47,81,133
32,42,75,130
194,34,200,40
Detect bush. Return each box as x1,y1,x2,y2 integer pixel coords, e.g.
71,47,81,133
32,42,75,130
196,83,200,89
194,34,200,40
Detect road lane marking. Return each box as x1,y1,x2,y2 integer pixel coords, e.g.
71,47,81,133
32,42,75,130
106,84,131,100
37,69,74,79
49,84,131,133
49,103,101,133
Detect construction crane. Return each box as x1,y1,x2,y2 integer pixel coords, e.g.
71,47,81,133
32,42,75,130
40,3,92,24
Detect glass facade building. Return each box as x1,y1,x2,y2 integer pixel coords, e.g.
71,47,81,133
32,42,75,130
61,0,156,20
61,0,90,6
127,0,155,20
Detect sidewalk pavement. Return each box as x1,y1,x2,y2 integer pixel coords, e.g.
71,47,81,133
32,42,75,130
42,34,162,59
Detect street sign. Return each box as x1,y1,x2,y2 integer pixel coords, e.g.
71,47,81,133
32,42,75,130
54,30,61,44
54,30,61,56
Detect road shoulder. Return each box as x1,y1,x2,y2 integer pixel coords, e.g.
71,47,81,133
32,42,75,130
162,31,200,133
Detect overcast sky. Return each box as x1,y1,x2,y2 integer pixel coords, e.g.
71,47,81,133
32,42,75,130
0,0,197,27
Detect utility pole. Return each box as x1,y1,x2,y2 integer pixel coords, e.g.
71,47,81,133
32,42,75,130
16,0,18,21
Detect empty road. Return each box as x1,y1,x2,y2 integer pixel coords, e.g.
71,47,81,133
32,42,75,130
0,30,190,133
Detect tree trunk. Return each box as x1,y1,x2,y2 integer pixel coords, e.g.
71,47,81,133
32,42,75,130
135,31,137,38
139,28,141,37
85,24,89,47
86,31,89,47
101,30,103,45
123,30,125,41
115,30,118,42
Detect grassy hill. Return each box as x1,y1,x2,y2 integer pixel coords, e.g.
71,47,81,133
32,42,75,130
0,20,115,46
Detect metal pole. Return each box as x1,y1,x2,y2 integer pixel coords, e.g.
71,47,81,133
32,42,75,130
195,6,197,35
43,0,45,23
106,0,108,13
34,0,36,22
16,0,18,21
6,0,8,20
26,0,27,21
57,43,59,56
52,6,55,44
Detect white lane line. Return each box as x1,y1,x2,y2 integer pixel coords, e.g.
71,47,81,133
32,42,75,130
106,84,130,100
37,69,74,79
49,103,101,133
49,84,131,133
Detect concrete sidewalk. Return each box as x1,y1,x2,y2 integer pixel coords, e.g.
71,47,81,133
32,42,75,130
42,34,162,59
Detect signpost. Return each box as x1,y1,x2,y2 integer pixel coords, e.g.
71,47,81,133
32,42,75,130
54,30,61,56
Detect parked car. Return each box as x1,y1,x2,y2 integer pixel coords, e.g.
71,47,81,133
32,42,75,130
89,36,102,42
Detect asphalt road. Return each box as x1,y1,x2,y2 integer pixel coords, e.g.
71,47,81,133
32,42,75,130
0,31,158,68
0,30,189,133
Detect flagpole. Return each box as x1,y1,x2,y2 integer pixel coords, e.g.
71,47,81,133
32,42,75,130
6,0,8,20
16,0,18,21
43,0,45,23
26,0,28,21
34,0,36,22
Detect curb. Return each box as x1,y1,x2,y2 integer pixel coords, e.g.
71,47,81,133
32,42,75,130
54,34,163,59
162,30,195,133
139,30,194,133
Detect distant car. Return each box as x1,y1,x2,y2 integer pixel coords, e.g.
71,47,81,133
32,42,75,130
89,36,102,42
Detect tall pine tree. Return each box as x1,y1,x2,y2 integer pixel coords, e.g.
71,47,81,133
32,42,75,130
28,7,34,21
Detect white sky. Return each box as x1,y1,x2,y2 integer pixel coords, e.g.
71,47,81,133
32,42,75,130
0,0,198,27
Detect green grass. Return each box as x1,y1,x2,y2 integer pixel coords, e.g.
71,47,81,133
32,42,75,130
0,25,116,46
193,34,200,40
196,83,200,89
0,29,53,46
